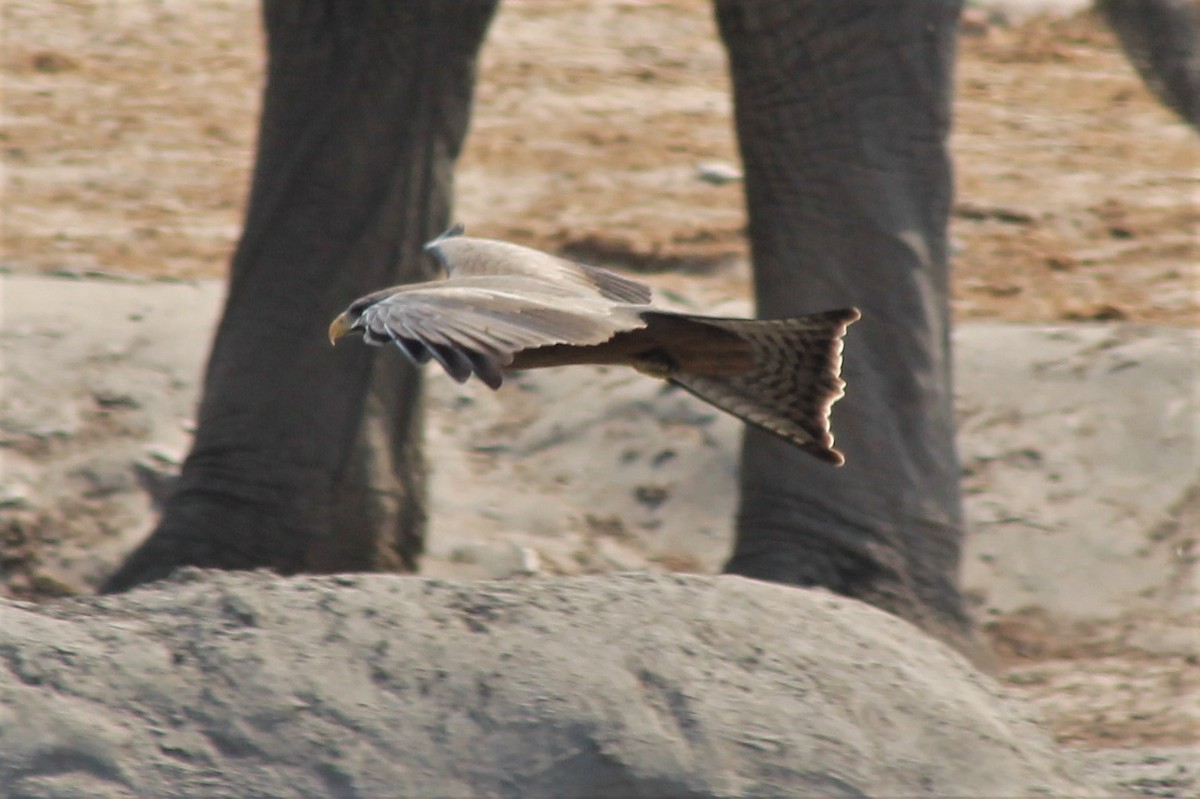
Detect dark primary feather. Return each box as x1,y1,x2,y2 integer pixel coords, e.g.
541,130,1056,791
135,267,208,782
574,263,654,304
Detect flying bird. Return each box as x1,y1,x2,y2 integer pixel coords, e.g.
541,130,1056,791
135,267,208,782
329,226,860,465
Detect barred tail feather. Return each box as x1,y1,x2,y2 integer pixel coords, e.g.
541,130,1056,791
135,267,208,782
669,308,860,465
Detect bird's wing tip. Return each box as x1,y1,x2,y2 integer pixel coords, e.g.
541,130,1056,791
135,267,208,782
814,445,847,467
424,223,466,251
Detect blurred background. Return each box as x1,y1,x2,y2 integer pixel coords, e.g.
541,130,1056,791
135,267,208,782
2,0,1196,779
4,0,1195,320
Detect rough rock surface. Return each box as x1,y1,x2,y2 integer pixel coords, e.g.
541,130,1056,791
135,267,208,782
0,571,1098,798
4,274,1195,617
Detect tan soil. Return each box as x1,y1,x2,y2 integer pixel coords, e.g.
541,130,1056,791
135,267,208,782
2,0,1197,764
4,2,1196,321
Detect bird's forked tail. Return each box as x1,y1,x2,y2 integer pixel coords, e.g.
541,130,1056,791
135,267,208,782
668,308,860,465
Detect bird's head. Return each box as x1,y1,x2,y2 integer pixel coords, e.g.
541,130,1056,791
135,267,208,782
332,225,466,345
327,310,356,345
328,290,392,345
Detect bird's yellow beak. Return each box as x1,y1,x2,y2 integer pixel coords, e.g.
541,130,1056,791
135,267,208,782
328,312,354,346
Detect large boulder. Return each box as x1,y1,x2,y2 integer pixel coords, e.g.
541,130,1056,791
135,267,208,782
1,571,1095,798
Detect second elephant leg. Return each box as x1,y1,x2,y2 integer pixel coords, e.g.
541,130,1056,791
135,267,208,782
714,0,972,645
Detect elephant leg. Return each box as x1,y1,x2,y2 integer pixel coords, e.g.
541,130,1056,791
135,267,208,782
714,1,973,645
101,1,499,593
1098,0,1200,129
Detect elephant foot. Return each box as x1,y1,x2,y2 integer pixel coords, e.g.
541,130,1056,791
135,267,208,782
99,488,311,594
724,535,993,668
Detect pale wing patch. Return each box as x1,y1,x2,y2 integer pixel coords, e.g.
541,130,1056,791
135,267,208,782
359,287,643,389
426,235,652,305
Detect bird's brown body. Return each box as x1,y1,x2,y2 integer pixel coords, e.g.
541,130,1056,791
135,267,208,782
330,227,859,464
509,314,753,376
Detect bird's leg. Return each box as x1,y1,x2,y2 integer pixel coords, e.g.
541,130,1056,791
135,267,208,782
631,350,678,379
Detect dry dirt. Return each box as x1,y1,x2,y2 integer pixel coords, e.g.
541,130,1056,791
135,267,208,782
3,1,1197,321
2,0,1198,780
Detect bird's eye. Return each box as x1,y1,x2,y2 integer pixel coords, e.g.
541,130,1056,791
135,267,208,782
348,298,377,316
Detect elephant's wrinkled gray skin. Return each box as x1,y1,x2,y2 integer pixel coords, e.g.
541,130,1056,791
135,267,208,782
1099,0,1200,129
102,0,1197,651
714,1,969,643
102,1,501,591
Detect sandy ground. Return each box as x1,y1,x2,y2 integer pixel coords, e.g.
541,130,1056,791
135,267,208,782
3,1,1196,322
2,0,1198,792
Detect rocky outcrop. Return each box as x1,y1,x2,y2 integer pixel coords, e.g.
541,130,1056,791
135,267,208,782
1,571,1096,798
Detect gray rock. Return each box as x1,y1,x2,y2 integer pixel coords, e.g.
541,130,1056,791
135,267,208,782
1077,747,1199,799
956,324,1198,622
3,274,1195,625
695,162,743,185
0,571,1098,798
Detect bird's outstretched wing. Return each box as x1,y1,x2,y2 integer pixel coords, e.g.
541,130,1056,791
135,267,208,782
356,283,644,389
332,230,860,464
425,228,652,305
